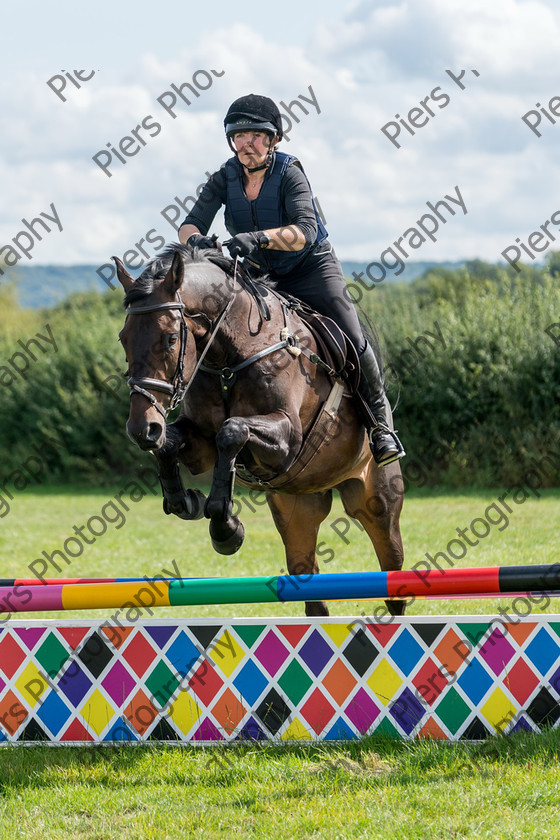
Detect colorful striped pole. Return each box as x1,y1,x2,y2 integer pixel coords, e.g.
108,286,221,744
0,564,558,613
0,577,205,587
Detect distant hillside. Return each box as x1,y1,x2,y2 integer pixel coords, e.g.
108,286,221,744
3,265,103,308
340,260,464,286
3,260,465,308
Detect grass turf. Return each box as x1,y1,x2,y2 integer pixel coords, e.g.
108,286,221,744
0,485,558,839
0,484,558,619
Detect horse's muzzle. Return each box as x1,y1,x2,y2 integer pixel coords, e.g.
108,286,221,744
126,416,166,450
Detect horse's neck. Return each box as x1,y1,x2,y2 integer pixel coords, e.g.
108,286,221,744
182,265,252,356
181,266,236,316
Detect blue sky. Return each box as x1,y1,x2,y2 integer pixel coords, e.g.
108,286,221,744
2,0,560,269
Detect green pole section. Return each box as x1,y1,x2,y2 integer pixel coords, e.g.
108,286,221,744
168,575,280,606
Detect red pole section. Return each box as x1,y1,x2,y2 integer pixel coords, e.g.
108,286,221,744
387,567,501,597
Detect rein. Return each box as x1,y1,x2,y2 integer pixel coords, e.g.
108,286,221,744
124,257,276,417
125,256,333,418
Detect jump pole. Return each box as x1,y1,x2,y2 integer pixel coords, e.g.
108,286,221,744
1,564,559,613
0,564,558,746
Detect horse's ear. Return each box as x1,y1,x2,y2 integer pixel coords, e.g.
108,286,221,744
112,256,135,292
163,250,184,295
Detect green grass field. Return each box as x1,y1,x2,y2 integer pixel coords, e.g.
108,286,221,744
1,484,558,619
0,485,559,839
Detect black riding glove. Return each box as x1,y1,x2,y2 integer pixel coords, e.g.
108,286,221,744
187,233,220,250
226,231,269,258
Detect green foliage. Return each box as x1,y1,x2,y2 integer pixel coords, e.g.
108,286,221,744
0,258,559,488
0,283,40,341
0,288,154,484
363,261,560,487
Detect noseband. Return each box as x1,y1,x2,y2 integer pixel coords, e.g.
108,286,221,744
125,297,189,419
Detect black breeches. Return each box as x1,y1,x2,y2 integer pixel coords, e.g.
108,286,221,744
272,241,367,353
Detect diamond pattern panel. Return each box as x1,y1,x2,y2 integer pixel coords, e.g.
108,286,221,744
77,632,114,679
0,617,558,744
367,658,402,706
481,687,517,731
479,629,516,675
300,687,336,735
298,630,335,677
412,657,450,706
342,630,378,677
525,629,560,677
0,634,27,678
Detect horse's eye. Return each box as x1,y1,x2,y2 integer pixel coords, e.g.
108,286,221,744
166,334,178,348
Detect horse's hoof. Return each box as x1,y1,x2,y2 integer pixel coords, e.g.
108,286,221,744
210,518,245,555
163,489,206,520
386,598,406,616
305,600,329,617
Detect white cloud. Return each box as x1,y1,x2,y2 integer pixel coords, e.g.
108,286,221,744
1,0,559,267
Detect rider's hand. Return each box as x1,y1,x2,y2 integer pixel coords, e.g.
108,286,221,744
187,233,220,250
225,231,269,258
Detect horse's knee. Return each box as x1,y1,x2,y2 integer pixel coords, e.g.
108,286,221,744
216,417,250,454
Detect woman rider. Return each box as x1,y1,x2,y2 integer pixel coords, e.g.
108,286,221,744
178,93,404,467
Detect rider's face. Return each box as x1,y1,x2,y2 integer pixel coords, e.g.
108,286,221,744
233,131,274,168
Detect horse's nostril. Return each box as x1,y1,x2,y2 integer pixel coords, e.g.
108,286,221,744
146,422,163,442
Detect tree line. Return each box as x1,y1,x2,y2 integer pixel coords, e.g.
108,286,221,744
0,255,558,488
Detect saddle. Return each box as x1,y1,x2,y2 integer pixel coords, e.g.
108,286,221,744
272,290,361,393
202,256,365,488
229,256,361,392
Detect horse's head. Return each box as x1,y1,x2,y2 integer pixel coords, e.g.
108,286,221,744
115,248,197,450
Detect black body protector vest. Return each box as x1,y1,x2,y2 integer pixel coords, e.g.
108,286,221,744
224,151,328,275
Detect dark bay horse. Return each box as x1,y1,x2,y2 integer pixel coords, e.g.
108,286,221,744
115,244,405,616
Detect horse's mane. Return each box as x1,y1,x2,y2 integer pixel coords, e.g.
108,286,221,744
123,243,242,306
121,241,390,388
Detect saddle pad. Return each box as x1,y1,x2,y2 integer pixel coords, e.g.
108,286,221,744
299,311,361,393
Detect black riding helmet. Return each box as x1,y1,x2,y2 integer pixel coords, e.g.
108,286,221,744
224,94,283,165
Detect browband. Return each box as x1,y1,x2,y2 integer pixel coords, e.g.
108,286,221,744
126,302,185,315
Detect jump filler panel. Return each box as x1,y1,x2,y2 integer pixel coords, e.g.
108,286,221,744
0,616,559,744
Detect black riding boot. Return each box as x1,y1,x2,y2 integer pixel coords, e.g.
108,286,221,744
358,343,405,466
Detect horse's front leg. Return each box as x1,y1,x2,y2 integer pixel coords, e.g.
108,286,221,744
205,412,296,555
155,416,214,521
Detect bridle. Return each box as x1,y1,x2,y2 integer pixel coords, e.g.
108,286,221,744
124,280,238,420
125,296,189,420
123,256,296,419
